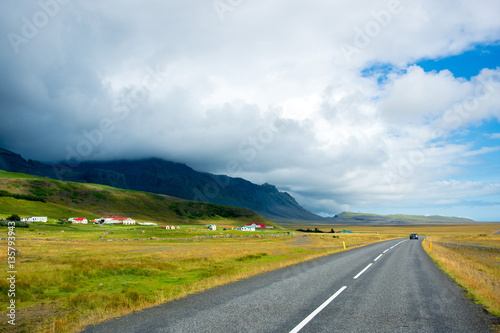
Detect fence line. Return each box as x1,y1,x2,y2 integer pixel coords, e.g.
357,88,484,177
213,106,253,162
431,241,500,253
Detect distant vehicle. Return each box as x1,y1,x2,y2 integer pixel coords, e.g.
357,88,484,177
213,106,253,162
409,233,419,240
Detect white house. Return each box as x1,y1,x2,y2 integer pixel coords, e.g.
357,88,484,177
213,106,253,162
206,224,216,231
70,217,88,224
237,226,255,231
21,216,47,223
122,218,136,225
100,216,136,225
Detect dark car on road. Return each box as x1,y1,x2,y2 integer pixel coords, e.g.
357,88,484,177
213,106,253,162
409,233,418,240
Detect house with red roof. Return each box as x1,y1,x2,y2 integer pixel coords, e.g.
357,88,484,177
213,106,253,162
246,223,267,229
100,216,136,225
69,217,88,224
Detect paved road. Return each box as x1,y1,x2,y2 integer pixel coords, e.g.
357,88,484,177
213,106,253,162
83,238,495,332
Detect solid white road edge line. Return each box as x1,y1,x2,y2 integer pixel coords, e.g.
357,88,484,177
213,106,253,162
289,286,347,333
374,254,383,261
353,263,373,279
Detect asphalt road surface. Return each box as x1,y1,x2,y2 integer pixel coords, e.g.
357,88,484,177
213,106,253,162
83,238,496,332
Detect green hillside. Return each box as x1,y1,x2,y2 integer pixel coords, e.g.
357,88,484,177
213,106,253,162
0,170,277,227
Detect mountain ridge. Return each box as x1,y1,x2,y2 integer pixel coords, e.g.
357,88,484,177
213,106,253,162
329,211,475,224
0,148,323,222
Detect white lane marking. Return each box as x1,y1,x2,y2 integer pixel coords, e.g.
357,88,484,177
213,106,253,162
383,249,389,253
289,286,347,333
353,263,373,279
374,254,383,261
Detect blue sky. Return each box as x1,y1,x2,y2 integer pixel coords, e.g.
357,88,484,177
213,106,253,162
417,44,500,80
0,1,499,221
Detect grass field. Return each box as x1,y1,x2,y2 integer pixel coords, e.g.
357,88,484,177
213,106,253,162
0,222,395,332
1,218,498,332
422,232,500,317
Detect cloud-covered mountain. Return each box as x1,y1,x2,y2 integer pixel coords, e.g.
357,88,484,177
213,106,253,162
0,147,323,221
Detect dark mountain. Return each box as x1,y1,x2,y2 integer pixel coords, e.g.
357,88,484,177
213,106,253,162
0,148,54,176
0,148,323,221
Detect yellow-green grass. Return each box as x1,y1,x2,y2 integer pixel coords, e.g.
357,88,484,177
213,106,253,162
422,234,500,317
6,223,287,241
0,223,392,332
0,197,97,222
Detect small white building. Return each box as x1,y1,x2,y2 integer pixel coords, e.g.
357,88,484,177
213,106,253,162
206,224,217,231
238,226,255,231
21,216,47,223
161,225,180,230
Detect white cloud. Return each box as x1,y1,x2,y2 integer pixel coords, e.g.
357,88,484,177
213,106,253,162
0,0,500,219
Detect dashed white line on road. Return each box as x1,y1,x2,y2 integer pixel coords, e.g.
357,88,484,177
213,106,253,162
289,286,347,333
291,240,407,331
353,263,373,279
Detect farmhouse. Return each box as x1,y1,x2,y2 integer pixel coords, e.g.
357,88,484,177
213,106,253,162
246,223,267,229
100,216,136,225
21,216,47,223
69,217,88,224
237,226,255,231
